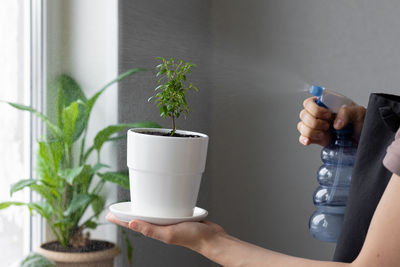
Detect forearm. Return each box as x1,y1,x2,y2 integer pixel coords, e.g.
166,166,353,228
198,233,351,267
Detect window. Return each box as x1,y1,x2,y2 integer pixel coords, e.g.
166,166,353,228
0,0,43,265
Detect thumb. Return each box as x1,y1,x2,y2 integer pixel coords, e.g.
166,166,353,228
333,105,353,130
334,105,366,141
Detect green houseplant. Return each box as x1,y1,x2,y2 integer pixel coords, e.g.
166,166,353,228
149,57,197,136
0,68,161,266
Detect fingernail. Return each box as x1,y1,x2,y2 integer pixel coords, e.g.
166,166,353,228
130,221,139,231
300,136,306,145
334,119,343,129
300,136,305,144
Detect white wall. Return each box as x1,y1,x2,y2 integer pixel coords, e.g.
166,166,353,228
46,0,119,243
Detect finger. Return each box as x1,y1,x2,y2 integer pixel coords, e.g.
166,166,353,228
297,121,325,140
334,105,366,142
129,220,174,244
334,106,351,129
106,212,129,228
334,105,366,130
303,97,332,120
299,134,330,146
297,122,331,146
299,135,311,146
352,107,366,142
299,109,330,131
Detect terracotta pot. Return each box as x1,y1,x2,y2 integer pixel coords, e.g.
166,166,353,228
36,240,120,267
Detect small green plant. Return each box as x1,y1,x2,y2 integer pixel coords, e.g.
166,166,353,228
149,57,198,136
20,253,55,267
0,68,161,250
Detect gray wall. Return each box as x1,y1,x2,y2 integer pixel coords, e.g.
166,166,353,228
118,0,400,266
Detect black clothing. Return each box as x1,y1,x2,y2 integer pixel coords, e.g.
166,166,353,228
333,93,400,262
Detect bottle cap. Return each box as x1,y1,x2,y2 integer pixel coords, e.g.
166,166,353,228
309,85,324,97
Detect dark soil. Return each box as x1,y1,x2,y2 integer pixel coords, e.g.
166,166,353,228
142,131,200,138
41,240,114,253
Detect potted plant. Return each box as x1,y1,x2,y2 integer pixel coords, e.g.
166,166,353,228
126,57,209,219
0,68,161,267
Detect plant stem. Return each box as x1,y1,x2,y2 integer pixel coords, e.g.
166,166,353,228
79,131,86,165
171,113,176,136
91,180,105,195
63,144,72,209
80,210,101,228
83,145,95,163
63,183,68,209
49,224,62,245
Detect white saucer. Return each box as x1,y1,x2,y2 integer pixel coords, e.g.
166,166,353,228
109,202,208,225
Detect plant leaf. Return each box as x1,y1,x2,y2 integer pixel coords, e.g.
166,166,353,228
56,74,87,141
0,201,26,210
107,135,126,142
85,135,126,160
64,194,92,216
36,140,63,185
58,166,84,185
30,183,59,203
83,145,96,162
120,227,134,266
7,102,62,138
48,140,64,174
38,141,56,172
36,156,57,187
93,122,162,152
9,177,57,203
98,172,130,189
28,202,52,220
84,220,98,229
91,194,105,218
78,165,93,190
92,163,110,174
62,101,80,146
10,179,36,197
52,218,69,229
20,253,56,267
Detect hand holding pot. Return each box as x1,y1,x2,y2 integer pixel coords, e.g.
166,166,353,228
106,212,225,253
297,97,366,146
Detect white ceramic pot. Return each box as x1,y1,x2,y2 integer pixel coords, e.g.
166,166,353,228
127,128,209,217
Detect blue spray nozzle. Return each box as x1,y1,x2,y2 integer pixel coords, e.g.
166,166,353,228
309,85,324,97
309,85,327,109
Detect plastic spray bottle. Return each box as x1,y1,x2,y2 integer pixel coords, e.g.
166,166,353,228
308,85,357,243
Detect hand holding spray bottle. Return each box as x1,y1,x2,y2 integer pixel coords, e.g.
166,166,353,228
308,85,357,243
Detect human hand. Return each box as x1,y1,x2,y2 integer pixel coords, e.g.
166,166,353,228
106,212,226,253
297,97,366,146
